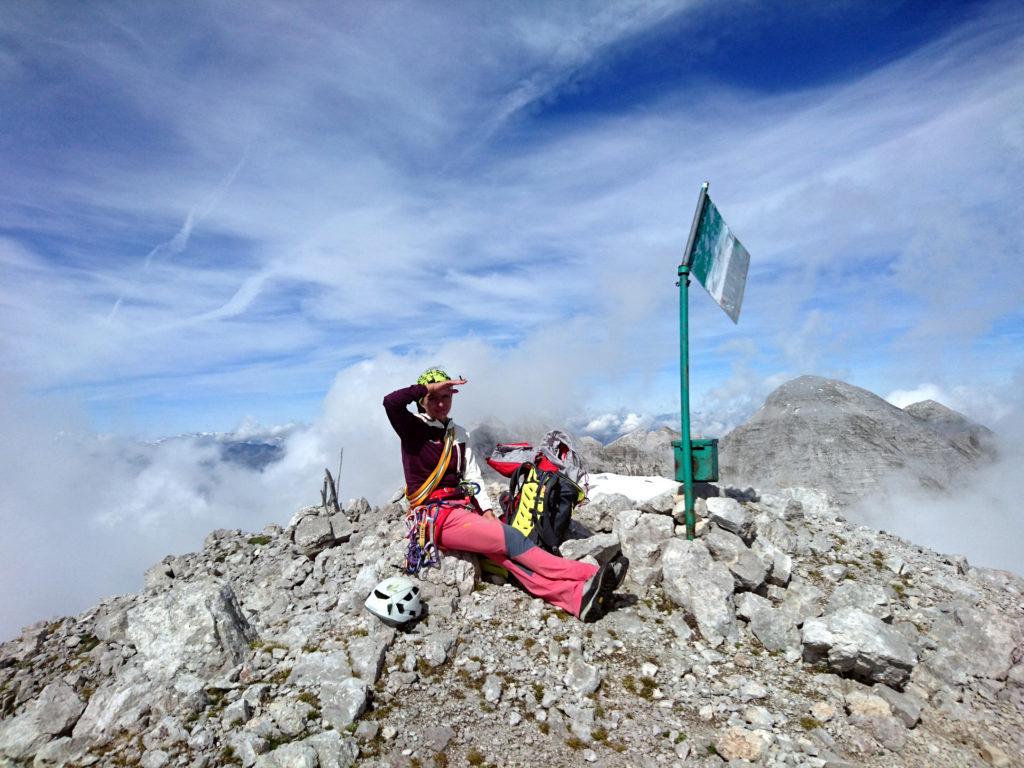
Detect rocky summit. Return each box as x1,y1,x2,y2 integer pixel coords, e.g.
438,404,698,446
718,376,994,505
2,476,1023,768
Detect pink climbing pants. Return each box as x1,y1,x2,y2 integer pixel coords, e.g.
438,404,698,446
436,506,598,616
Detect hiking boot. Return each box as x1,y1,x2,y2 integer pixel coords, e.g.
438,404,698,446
605,553,629,594
579,563,611,623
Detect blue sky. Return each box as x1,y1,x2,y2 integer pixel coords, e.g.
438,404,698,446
1,1,1023,635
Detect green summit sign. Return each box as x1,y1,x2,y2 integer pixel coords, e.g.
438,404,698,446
688,195,750,323
675,182,751,539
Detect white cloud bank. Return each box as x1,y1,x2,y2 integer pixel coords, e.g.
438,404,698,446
849,401,1024,576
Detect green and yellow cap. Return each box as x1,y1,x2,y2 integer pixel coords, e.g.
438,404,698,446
417,368,450,386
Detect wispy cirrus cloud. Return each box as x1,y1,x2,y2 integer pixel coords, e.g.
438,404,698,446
2,1,1024,637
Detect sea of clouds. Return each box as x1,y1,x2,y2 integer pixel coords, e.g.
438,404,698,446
4,360,1022,641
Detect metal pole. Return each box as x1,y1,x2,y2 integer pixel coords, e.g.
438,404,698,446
679,182,708,540
683,182,709,269
678,263,695,539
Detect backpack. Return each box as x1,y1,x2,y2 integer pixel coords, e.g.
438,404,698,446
495,430,588,555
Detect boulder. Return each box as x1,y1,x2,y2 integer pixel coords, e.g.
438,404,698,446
715,726,772,762
288,651,352,688
734,593,800,653
255,742,319,768
72,676,155,744
705,497,753,540
574,494,634,534
874,685,923,728
614,511,674,591
0,681,85,760
421,551,478,597
825,582,892,621
751,537,792,586
639,490,676,516
778,580,824,625
662,539,739,647
320,678,368,730
127,580,256,680
802,607,918,688
303,730,359,768
565,658,602,696
293,516,336,557
705,526,767,591
347,634,390,684
328,512,355,542
921,604,1018,685
558,533,621,565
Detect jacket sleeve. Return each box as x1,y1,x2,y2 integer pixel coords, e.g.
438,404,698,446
383,384,428,441
461,429,495,513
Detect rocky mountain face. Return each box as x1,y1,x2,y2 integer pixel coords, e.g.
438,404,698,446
903,400,996,458
718,376,993,505
2,477,1022,768
578,427,680,479
468,424,679,481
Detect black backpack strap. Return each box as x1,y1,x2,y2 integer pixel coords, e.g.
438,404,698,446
533,469,563,553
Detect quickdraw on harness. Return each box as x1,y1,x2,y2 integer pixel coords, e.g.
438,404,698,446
405,502,442,575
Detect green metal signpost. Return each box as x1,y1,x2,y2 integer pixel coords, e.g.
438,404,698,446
676,181,750,539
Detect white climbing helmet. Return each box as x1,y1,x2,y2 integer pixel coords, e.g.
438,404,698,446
364,575,423,624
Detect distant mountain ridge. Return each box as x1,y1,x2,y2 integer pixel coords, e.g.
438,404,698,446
719,376,993,505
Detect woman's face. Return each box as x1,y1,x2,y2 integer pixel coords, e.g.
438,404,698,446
423,391,453,422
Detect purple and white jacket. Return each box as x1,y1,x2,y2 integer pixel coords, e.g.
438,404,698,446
383,384,494,512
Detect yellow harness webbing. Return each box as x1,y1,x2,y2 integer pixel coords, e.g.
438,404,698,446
405,427,455,507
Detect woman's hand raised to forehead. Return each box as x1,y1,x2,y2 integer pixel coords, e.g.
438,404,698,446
425,378,467,396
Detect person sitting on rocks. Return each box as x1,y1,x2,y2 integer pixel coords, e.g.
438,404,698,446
384,368,626,621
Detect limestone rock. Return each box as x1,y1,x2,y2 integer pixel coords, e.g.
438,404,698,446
293,515,336,557
735,592,800,653
574,493,634,533
662,538,739,647
72,677,155,744
0,681,85,760
874,685,922,728
922,604,1018,685
482,674,502,703
303,731,358,768
705,526,767,591
127,580,256,680
639,489,676,516
715,726,772,761
320,678,368,730
826,582,892,621
565,658,602,696
347,634,390,683
779,579,825,625
255,741,318,768
705,497,753,540
558,533,621,565
844,690,891,718
614,511,674,590
802,608,918,688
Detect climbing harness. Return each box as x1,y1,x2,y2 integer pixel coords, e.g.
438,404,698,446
403,481,481,575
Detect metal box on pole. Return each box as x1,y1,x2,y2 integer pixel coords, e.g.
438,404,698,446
672,438,719,483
